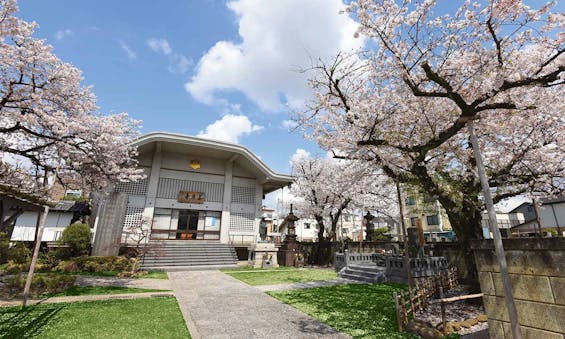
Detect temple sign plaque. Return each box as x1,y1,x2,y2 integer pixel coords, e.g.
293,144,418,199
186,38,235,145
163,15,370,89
177,191,205,204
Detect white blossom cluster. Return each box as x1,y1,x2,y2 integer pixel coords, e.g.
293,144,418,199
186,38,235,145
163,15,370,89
0,0,144,194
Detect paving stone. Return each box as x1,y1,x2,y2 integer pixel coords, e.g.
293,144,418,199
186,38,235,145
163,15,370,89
169,270,350,338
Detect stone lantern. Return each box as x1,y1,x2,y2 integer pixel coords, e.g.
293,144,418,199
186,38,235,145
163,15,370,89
277,204,302,266
364,211,375,241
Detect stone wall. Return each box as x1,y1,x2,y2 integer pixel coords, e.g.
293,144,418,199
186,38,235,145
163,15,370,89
430,242,471,283
471,238,565,339
299,241,401,266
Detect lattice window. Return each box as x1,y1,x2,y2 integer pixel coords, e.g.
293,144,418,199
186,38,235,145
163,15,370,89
123,206,144,230
229,212,255,232
157,178,223,202
115,178,148,196
231,186,255,204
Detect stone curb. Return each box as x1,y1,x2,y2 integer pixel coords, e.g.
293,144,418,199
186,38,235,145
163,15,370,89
0,291,175,307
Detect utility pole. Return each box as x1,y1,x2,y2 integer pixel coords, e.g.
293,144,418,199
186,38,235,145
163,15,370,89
468,121,521,339
396,181,413,287
532,197,543,237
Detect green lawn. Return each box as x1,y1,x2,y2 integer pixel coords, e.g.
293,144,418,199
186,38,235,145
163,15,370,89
42,286,168,298
142,271,168,279
0,297,190,338
269,283,416,339
224,267,337,286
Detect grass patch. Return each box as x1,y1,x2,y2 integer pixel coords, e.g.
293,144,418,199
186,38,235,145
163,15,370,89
220,266,298,272
268,283,415,339
142,271,168,279
41,286,168,298
224,268,337,286
0,297,190,338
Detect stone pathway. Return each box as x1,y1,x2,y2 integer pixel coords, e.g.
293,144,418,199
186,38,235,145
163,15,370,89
256,278,362,292
169,270,350,339
0,291,175,307
74,276,172,290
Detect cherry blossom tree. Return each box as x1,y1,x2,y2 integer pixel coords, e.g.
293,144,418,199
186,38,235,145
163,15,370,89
290,154,396,242
0,0,143,193
0,0,144,306
298,0,564,248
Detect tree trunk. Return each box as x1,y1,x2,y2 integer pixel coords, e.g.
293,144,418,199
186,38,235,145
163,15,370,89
442,201,483,290
315,214,325,243
314,215,331,265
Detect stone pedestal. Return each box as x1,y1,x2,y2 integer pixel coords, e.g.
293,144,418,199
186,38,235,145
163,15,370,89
247,243,279,268
278,240,301,267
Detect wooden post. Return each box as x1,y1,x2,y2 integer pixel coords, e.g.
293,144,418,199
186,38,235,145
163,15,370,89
22,205,49,306
394,291,403,331
440,286,447,335
468,121,521,339
408,287,415,315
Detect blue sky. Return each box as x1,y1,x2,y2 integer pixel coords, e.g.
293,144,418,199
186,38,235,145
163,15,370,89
15,0,562,177
17,0,366,176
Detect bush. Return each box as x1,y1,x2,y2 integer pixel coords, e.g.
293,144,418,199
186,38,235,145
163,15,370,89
0,274,76,299
0,232,9,264
38,251,60,270
60,223,92,258
54,256,134,273
8,243,31,265
4,260,52,275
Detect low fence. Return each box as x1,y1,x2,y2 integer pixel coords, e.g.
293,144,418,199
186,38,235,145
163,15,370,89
393,267,459,331
386,256,449,283
334,250,386,271
299,241,403,266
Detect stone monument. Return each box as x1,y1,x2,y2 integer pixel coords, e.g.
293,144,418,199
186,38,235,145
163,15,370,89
247,242,279,268
277,204,301,267
247,214,279,268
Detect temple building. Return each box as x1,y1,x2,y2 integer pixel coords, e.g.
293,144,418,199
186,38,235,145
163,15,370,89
91,132,292,268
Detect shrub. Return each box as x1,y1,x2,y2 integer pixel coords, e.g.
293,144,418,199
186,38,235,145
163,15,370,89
53,256,134,273
60,223,92,258
8,243,31,265
4,260,52,274
0,232,9,264
54,260,80,273
38,252,60,270
4,260,27,274
0,274,76,299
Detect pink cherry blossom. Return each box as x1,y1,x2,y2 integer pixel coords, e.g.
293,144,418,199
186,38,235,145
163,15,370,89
0,0,143,194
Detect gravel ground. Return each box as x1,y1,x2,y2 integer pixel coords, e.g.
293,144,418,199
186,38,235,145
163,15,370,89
415,285,488,336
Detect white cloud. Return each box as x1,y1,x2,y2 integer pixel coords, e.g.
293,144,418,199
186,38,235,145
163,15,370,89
55,29,73,40
120,42,137,60
185,0,363,112
197,114,263,143
147,38,172,55
290,148,310,165
148,37,191,74
281,119,298,130
167,54,191,74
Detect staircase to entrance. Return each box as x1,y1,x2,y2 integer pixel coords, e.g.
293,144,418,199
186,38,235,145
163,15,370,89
141,241,238,271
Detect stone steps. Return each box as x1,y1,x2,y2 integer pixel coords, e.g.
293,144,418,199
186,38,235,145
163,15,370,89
339,265,387,284
141,241,238,269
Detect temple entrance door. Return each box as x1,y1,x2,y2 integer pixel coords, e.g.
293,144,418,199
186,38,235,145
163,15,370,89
177,210,199,239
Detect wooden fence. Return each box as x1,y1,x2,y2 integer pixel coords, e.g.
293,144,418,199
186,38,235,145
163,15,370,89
393,267,458,331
